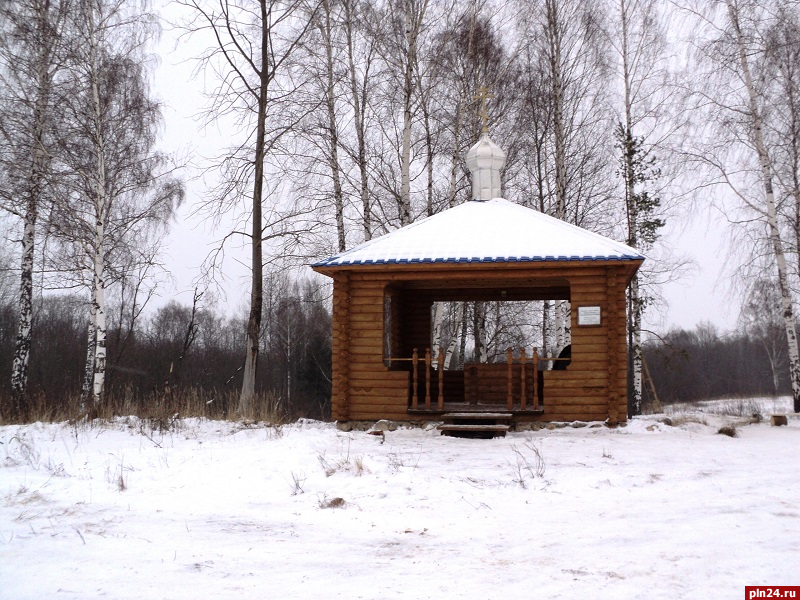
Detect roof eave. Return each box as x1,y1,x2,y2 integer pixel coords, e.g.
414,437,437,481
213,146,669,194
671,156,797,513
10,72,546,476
312,257,645,279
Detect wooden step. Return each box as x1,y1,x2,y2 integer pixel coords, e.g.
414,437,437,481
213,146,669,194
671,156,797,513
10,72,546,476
437,423,510,438
437,424,510,432
442,412,512,421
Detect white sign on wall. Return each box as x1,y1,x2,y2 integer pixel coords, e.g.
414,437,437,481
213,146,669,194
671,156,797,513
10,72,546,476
577,306,601,326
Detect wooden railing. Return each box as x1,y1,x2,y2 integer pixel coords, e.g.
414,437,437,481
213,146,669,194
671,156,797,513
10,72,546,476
391,347,568,412
386,349,444,410
507,347,539,411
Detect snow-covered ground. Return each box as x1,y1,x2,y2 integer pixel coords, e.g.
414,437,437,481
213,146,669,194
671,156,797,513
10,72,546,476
1,398,798,599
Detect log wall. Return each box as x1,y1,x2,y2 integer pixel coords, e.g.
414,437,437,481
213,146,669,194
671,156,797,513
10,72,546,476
326,263,634,424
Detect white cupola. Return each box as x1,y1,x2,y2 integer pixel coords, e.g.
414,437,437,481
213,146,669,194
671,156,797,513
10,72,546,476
465,132,506,200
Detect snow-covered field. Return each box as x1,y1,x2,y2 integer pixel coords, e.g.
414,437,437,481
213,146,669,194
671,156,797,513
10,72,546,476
1,398,798,599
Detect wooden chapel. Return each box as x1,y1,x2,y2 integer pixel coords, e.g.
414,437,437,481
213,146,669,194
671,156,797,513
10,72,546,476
312,122,644,427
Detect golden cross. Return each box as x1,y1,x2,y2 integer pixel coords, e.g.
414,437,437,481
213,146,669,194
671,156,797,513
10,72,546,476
474,85,495,134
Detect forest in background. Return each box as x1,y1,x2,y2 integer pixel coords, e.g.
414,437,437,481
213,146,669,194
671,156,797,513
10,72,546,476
2,0,799,421
0,283,790,421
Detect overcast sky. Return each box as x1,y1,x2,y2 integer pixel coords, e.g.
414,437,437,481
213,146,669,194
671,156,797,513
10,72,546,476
151,1,739,336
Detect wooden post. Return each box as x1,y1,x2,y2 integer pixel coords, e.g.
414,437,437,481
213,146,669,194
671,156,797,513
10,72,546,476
412,348,419,410
520,347,527,410
506,347,513,411
425,348,432,410
331,273,351,421
607,267,620,424
437,349,445,409
532,347,539,411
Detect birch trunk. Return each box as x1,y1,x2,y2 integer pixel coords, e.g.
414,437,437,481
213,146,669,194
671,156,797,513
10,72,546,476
555,299,571,352
473,301,487,363
447,102,462,207
343,0,371,241
422,94,434,217
398,0,428,226
10,1,56,413
91,235,107,405
80,294,97,409
10,193,37,414
458,305,468,369
87,5,108,406
240,0,271,417
319,0,345,252
727,0,800,413
620,0,642,415
399,0,415,226
629,276,643,414
545,0,567,220
542,300,552,362
445,302,464,368
431,301,444,365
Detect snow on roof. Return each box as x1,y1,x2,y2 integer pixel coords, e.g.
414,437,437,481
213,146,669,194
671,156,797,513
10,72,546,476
313,198,644,268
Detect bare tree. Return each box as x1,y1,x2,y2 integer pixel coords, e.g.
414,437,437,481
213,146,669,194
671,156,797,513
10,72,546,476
764,7,800,284
606,0,669,415
684,0,800,413
340,0,379,241
739,277,787,394
50,0,182,407
518,0,614,354
0,0,70,416
178,0,318,416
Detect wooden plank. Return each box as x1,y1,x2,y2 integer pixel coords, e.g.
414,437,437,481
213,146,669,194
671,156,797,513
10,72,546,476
348,338,385,351
545,411,609,421
348,412,410,421
437,424,510,432
443,412,513,419
545,396,608,406
348,371,409,383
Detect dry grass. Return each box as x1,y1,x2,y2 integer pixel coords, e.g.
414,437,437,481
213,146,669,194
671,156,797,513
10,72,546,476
0,388,290,426
664,396,790,419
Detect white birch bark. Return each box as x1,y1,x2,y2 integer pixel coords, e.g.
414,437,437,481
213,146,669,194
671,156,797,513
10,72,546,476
726,0,800,413
319,0,346,252
343,0,371,241
447,102,462,208
399,1,415,226
92,235,107,404
9,0,61,410
555,299,570,352
80,287,97,409
398,0,428,226
431,301,444,367
445,302,464,368
473,301,487,363
10,198,37,404
545,0,567,220
620,0,642,415
542,299,552,362
630,277,643,412
87,4,108,405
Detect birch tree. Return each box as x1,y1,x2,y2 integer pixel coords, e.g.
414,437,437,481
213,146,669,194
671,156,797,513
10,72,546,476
51,0,182,407
686,0,800,412
607,0,668,415
370,0,431,227
179,0,318,416
764,7,800,284
520,0,613,355
0,0,70,417
342,0,378,241
398,0,429,226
